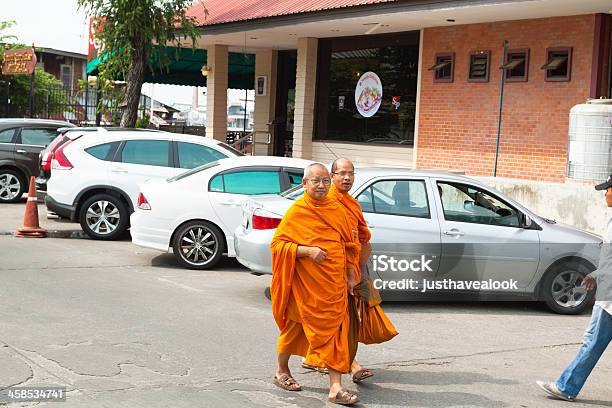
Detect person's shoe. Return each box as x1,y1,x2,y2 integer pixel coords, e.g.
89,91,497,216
536,381,575,402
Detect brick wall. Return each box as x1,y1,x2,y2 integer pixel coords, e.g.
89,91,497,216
416,15,596,182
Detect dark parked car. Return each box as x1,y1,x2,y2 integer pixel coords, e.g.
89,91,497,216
0,119,75,203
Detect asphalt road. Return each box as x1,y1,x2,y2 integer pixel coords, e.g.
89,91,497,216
0,202,610,407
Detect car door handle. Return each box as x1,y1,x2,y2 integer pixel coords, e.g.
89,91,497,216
220,200,240,206
444,229,465,237
112,168,128,174
16,149,27,154
367,223,375,229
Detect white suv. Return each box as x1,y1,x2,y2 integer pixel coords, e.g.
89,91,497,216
46,129,242,240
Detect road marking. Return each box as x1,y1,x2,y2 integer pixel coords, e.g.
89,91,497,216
157,277,203,293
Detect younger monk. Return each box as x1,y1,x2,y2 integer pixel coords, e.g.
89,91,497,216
329,158,398,379
329,158,372,382
271,163,360,405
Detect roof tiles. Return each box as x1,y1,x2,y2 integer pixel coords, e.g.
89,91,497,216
187,0,396,26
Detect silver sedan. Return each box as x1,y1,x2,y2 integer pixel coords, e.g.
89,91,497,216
234,168,601,314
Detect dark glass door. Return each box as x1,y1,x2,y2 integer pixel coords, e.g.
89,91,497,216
274,51,297,157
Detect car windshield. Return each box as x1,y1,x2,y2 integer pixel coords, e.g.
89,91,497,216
281,185,304,200
216,142,245,156
167,161,220,182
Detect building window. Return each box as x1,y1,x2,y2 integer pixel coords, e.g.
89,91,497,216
468,51,490,82
503,49,529,82
60,64,73,89
542,47,572,82
430,52,454,83
314,31,420,145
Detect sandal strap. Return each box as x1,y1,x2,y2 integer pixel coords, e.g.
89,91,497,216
336,389,357,400
278,374,298,385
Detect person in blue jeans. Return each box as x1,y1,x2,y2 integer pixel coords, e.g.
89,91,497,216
537,175,612,401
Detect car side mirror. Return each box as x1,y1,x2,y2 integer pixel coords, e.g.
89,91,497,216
522,214,533,228
464,200,474,211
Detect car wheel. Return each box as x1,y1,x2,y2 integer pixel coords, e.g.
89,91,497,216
79,194,129,240
0,169,25,203
541,261,594,315
172,221,224,270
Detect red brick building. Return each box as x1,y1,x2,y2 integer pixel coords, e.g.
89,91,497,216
417,14,609,182
172,0,612,182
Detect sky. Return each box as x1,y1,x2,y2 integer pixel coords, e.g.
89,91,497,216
4,0,89,54
3,0,253,110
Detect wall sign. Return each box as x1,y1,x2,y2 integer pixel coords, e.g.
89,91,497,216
392,96,401,110
1,48,37,75
354,71,382,118
256,75,267,97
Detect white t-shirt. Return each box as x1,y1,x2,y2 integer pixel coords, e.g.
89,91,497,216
594,220,612,315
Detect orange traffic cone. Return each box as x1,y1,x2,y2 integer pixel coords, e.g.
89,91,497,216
15,176,47,238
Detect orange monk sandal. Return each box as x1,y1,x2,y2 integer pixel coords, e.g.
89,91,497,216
352,368,373,383
272,374,302,391
328,389,359,405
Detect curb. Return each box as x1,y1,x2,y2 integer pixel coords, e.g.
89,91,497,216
0,230,88,239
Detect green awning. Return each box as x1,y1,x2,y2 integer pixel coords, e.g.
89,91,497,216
87,46,255,89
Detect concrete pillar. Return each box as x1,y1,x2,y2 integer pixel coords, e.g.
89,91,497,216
253,50,278,155
205,45,228,142
292,38,318,160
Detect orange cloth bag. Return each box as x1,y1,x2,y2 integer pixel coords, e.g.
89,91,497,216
347,293,360,365
353,269,398,345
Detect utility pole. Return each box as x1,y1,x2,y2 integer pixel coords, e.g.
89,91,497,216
494,40,509,177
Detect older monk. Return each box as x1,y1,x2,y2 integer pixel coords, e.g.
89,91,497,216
271,163,360,405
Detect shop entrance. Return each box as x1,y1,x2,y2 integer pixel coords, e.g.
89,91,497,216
273,50,297,157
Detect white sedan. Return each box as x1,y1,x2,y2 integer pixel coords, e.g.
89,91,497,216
130,156,313,269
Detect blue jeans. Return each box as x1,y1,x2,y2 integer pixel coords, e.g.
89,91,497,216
556,306,612,398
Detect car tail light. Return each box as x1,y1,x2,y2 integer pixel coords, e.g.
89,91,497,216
252,208,282,230
41,135,69,171
137,193,151,210
51,140,75,170
40,151,53,171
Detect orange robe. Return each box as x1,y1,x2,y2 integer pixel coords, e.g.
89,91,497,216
329,185,398,345
271,192,358,373
329,185,372,282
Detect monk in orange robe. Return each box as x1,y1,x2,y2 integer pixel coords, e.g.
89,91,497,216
329,158,398,380
271,163,360,405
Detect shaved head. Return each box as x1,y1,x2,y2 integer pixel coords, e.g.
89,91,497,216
331,158,355,193
331,158,354,173
303,163,328,180
302,163,330,201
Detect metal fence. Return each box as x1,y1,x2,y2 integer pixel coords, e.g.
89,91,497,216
0,77,254,154
0,79,148,125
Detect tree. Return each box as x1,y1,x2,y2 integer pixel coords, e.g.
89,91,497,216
0,20,17,43
78,0,203,127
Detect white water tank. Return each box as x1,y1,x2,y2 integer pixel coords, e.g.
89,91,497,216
567,99,612,181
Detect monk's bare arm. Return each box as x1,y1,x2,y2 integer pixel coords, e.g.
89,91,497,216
296,246,327,263
360,241,372,264
347,265,357,294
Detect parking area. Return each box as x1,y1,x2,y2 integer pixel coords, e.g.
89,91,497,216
0,201,610,407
